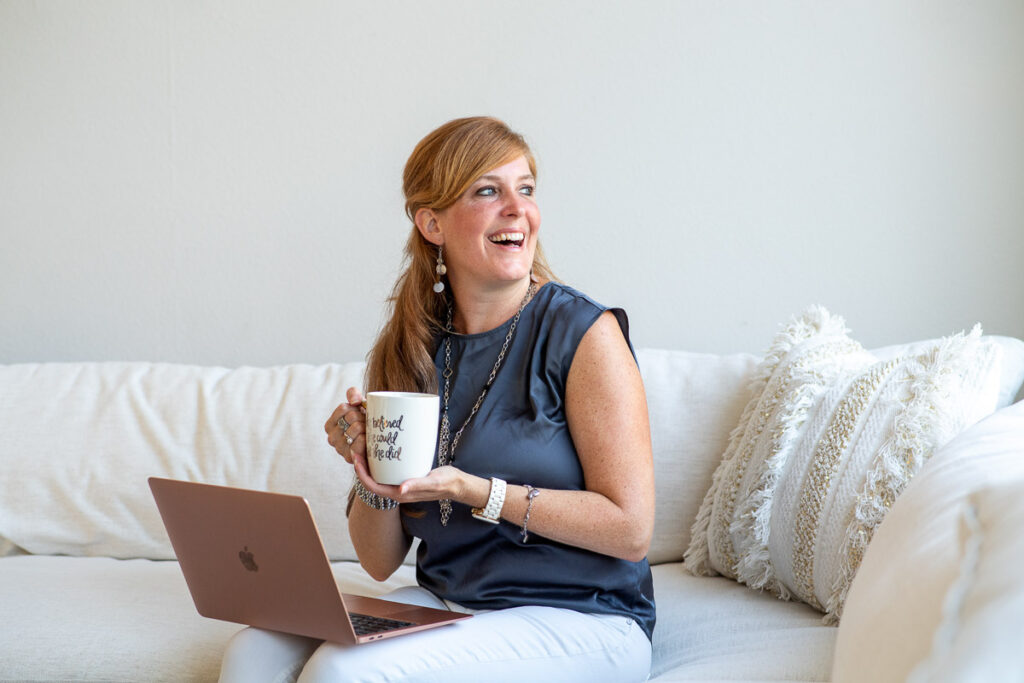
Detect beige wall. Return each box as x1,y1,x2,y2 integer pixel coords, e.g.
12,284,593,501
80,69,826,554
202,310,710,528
2,1,1023,366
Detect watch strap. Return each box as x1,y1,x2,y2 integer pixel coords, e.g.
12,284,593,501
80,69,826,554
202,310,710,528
471,477,506,524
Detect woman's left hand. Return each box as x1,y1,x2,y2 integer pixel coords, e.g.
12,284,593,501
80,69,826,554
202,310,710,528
352,459,476,506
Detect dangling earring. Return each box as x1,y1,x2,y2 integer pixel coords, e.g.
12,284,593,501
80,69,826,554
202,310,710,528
433,246,447,294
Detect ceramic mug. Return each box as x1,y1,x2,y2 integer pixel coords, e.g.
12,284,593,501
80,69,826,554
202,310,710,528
364,391,440,485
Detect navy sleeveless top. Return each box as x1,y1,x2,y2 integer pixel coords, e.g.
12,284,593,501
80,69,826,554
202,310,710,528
401,282,656,641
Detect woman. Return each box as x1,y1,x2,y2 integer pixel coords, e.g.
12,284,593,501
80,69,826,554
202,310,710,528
220,117,655,682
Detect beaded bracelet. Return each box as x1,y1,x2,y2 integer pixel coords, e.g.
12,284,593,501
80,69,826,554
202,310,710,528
521,485,540,542
352,479,399,511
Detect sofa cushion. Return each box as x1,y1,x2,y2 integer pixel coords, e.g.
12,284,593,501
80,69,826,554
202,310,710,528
831,399,1024,683
0,354,761,566
0,362,366,560
685,307,1005,621
908,480,1024,682
650,563,835,681
0,555,417,682
909,481,1024,683
637,348,758,565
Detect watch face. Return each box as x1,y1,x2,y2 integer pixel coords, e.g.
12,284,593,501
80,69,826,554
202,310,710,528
470,508,500,524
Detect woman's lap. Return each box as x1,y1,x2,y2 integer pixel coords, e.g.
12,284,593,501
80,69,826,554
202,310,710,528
220,587,650,683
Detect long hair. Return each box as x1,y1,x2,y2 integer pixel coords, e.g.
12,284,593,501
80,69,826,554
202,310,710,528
365,117,556,393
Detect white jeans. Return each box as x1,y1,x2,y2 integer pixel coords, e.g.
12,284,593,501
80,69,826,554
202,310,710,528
218,586,651,683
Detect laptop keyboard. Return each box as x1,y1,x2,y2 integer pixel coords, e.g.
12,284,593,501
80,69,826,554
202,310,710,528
349,612,415,636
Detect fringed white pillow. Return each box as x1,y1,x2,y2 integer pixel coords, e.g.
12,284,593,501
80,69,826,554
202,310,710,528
684,306,1004,622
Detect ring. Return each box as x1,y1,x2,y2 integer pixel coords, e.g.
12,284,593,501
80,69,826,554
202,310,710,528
337,416,351,432
345,435,354,446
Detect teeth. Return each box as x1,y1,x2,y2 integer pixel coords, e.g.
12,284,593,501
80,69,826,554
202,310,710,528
489,232,525,244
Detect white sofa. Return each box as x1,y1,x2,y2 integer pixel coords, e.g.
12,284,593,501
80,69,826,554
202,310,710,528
2,336,1023,682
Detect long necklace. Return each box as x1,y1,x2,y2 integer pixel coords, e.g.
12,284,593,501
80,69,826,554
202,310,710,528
436,281,538,526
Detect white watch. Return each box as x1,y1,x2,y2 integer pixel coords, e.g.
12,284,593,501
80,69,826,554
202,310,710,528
471,477,506,524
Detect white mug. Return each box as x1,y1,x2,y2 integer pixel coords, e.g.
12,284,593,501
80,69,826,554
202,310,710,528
364,391,440,485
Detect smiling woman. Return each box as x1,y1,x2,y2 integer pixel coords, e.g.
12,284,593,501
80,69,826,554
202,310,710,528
218,117,657,682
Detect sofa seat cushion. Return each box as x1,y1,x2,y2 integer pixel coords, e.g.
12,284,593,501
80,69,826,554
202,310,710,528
0,556,417,682
650,563,835,681
0,555,838,682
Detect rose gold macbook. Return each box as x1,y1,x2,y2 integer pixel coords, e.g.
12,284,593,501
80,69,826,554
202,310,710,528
148,477,471,644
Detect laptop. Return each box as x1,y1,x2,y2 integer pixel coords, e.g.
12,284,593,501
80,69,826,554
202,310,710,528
148,477,471,644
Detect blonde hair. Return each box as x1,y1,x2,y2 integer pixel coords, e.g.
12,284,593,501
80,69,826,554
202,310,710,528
365,117,556,393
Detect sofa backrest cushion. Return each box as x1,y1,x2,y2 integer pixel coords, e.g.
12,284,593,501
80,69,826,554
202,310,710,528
638,348,759,565
0,362,366,560
1,335,1020,566
0,352,761,564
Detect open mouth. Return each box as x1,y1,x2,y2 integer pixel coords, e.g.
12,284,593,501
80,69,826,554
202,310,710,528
488,232,525,248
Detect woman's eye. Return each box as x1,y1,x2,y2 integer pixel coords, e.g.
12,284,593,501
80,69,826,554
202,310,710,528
519,185,535,196
475,186,496,196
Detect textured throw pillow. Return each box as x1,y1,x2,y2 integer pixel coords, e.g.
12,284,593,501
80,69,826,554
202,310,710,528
873,335,1024,408
684,306,1004,622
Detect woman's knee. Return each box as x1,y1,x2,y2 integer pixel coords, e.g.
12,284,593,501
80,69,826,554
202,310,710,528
296,642,371,683
219,627,320,683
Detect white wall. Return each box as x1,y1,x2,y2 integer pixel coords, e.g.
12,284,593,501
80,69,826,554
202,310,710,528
2,1,1023,366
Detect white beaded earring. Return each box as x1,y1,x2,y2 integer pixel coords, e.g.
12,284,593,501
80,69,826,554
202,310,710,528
433,247,447,294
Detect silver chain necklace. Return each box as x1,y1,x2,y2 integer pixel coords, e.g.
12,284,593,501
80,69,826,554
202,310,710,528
436,281,538,526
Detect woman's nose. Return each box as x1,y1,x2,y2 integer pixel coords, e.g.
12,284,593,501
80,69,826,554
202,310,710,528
503,193,526,217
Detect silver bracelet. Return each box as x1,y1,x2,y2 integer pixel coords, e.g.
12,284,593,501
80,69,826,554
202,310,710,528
521,485,540,542
352,479,399,511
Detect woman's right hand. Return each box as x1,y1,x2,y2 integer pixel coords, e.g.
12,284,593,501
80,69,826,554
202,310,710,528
325,387,367,466
329,387,412,582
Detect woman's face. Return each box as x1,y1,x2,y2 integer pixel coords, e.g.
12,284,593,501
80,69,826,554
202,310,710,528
435,155,540,293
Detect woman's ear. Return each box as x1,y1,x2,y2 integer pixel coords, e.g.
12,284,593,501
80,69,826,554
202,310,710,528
414,208,444,246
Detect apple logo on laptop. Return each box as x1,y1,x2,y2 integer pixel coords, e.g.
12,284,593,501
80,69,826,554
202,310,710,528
238,546,259,572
